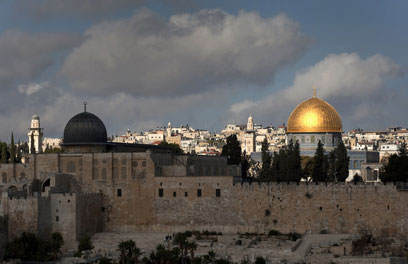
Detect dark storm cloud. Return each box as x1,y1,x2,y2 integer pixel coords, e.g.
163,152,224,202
13,0,146,19
60,9,311,96
0,30,83,88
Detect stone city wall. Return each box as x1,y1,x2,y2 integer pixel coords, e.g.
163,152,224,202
6,197,39,240
148,182,408,237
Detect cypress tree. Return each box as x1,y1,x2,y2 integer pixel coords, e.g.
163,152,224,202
270,151,280,181
30,133,35,154
328,151,336,182
10,133,15,163
0,143,7,163
312,141,328,182
288,140,302,181
334,141,349,182
277,148,287,181
221,135,241,165
259,138,271,181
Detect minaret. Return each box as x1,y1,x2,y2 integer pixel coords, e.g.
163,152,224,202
28,114,43,153
167,122,172,138
247,115,254,131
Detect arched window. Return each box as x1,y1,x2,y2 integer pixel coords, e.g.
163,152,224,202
66,161,76,173
42,179,50,192
113,167,118,179
366,167,373,181
373,170,379,180
121,167,127,179
311,136,315,143
353,160,358,169
1,173,7,183
20,172,25,180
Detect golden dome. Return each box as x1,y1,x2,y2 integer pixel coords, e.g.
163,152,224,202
287,96,342,133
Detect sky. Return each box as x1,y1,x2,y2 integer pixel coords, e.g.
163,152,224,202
0,0,407,142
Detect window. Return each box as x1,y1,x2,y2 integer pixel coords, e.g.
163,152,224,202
185,192,188,197
113,167,119,179
66,161,75,173
56,216,59,222
93,168,99,180
197,189,202,197
159,188,163,197
216,189,221,197
173,192,176,197
117,189,122,197
311,136,315,143
142,161,146,167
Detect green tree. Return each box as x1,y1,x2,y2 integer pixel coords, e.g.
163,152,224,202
30,133,35,154
312,141,329,182
270,151,280,181
143,244,180,264
334,141,349,182
158,141,183,154
221,135,241,165
9,133,15,163
380,142,408,182
77,235,94,254
118,240,141,264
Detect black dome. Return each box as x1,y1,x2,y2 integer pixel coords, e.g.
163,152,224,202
63,111,107,144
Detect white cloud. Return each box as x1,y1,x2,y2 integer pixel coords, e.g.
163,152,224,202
18,82,50,96
61,9,310,96
228,53,403,129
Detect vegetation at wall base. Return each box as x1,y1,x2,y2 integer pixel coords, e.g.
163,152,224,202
4,232,64,262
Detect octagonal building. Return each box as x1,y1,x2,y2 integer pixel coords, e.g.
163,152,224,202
286,89,342,156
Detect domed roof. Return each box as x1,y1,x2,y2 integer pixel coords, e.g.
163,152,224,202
32,114,39,120
287,95,342,133
63,111,107,144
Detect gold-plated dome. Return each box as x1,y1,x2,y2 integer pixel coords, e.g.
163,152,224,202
287,96,342,133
